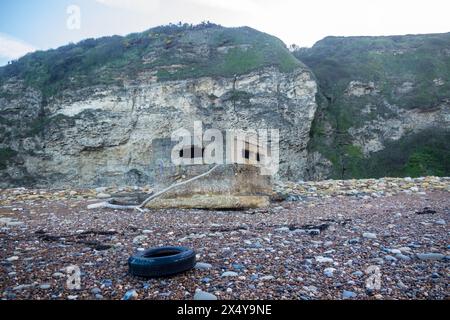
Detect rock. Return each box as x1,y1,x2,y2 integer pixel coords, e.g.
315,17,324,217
286,195,303,202
52,272,65,278
389,249,402,255
221,271,238,277
97,193,111,199
232,263,245,271
366,287,376,296
250,275,259,281
113,242,124,249
132,235,148,245
398,247,412,253
324,241,333,247
303,285,318,294
372,258,385,265
142,229,152,234
315,256,334,264
260,275,275,281
6,256,19,262
348,238,360,244
434,219,446,225
91,288,102,295
431,272,440,279
384,255,397,262
39,284,51,290
195,262,212,270
201,277,210,283
397,281,408,290
194,290,217,301
5,221,24,227
67,295,78,300
142,282,151,290
395,254,411,261
101,279,113,288
362,232,377,239
342,290,357,299
324,268,336,278
5,293,17,299
122,290,138,300
13,284,33,291
95,294,104,300
352,271,364,277
416,253,445,261
0,46,319,188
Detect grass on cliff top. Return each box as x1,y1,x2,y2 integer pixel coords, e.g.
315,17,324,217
0,23,302,100
295,32,450,111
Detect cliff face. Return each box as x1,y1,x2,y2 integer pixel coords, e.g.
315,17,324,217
0,24,317,187
295,33,450,179
1,26,449,187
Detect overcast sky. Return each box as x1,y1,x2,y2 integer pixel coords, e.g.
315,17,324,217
1,0,450,66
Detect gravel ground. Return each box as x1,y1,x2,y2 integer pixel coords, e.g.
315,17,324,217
0,177,449,300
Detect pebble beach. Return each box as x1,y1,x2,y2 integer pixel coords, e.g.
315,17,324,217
1,177,448,300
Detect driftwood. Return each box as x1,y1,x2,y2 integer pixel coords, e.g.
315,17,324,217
87,164,221,211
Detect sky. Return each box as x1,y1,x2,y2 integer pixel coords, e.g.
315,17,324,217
1,0,450,66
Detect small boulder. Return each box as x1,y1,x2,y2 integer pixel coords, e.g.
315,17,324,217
194,290,217,301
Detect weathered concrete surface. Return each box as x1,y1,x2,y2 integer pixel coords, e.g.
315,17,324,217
154,164,272,197
145,195,270,209
148,164,272,209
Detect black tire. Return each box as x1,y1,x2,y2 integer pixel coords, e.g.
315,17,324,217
128,246,196,278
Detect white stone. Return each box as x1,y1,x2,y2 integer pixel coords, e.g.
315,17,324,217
195,262,212,270
260,275,275,281
97,193,111,199
315,256,334,264
6,256,19,262
132,235,148,245
194,290,217,300
362,232,377,239
324,268,336,277
221,271,238,277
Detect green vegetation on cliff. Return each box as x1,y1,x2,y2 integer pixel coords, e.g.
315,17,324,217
296,33,450,179
1,26,449,181
296,33,450,111
0,23,302,101
0,147,17,170
352,129,449,178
